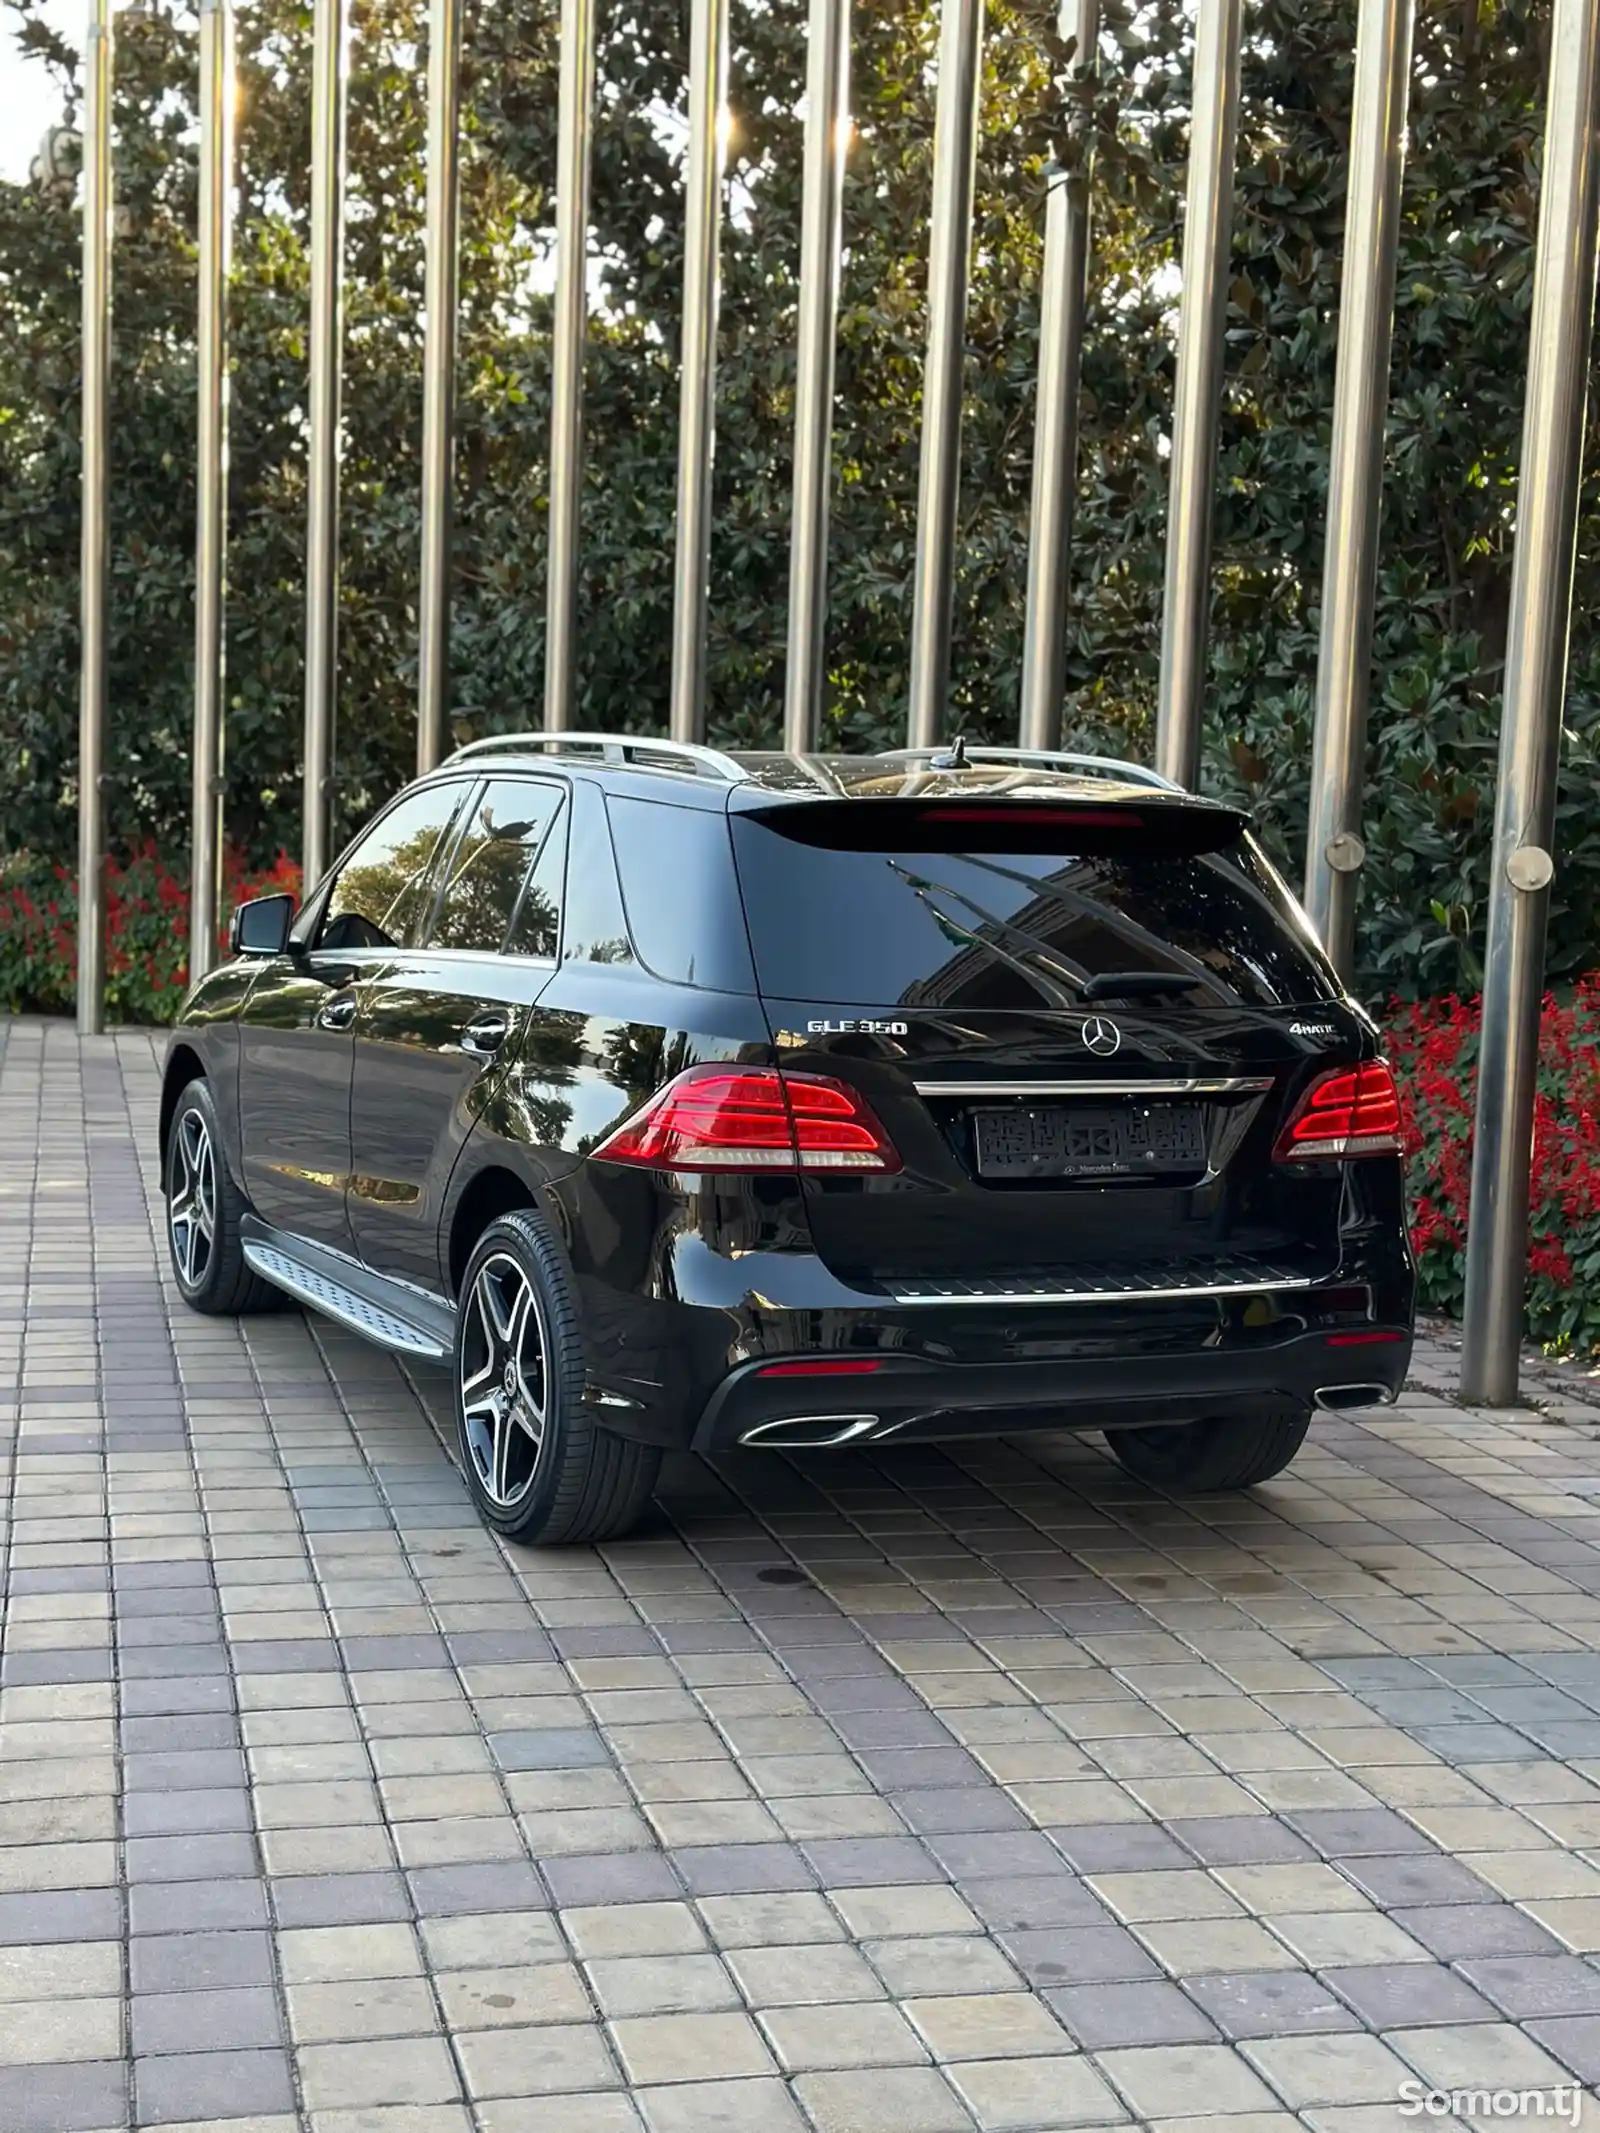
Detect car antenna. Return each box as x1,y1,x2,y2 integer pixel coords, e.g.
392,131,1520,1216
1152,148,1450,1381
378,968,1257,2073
930,734,968,770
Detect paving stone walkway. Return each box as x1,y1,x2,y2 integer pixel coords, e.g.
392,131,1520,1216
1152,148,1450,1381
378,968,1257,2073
2,1017,1600,2133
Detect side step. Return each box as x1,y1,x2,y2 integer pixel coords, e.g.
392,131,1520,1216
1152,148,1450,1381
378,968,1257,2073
240,1225,455,1363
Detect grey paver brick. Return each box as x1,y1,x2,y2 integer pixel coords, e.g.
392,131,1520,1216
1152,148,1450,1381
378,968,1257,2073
1242,2030,1416,2107
793,2063,975,2132
0,2060,128,2133
135,2046,296,2123
286,1974,441,2043
1095,2042,1279,2117
586,1953,738,2017
1323,1961,1499,2028
1182,1968,1357,2040
132,1985,283,2055
543,1852,680,1907
638,2076,809,2133
1047,1978,1220,2048
269,1872,412,1928
436,1960,592,2029
297,2034,461,2108
608,2008,776,2084
945,2053,1127,2130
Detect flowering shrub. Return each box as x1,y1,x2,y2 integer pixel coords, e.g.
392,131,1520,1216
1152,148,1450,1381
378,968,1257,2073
0,844,301,1025
1385,979,1600,1357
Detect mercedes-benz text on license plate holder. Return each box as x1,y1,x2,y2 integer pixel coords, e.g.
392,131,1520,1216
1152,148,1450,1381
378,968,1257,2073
973,1102,1208,1180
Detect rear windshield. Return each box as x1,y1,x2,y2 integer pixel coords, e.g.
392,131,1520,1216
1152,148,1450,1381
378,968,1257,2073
730,806,1336,1010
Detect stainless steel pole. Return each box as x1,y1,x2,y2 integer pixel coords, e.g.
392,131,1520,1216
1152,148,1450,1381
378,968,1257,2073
1153,0,1242,790
1019,0,1099,753
416,0,463,775
545,0,597,735
190,0,234,983
1460,0,1600,1407
668,0,730,744
783,0,851,754
77,0,112,1035
302,0,349,890
906,0,985,750
1302,0,1414,977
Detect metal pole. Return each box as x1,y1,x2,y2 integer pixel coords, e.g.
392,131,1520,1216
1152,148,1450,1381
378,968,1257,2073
545,0,597,735
783,0,851,754
302,0,349,889
77,0,112,1035
416,0,463,775
190,0,234,983
1302,0,1414,977
906,0,985,749
1460,0,1600,1407
668,0,730,744
1019,0,1099,752
1153,0,1242,789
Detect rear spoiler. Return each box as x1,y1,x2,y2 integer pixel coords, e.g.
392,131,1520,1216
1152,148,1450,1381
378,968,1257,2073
734,794,1251,858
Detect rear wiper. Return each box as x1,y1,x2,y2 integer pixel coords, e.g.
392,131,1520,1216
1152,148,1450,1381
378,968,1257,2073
1080,971,1206,1002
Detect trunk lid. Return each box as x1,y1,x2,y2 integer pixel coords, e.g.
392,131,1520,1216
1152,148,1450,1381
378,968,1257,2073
729,789,1364,1290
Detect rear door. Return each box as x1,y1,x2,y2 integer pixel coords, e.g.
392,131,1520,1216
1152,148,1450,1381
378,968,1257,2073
728,792,1362,1290
347,776,568,1291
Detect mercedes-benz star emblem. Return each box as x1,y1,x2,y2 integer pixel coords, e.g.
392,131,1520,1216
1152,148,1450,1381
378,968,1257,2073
1081,1015,1122,1058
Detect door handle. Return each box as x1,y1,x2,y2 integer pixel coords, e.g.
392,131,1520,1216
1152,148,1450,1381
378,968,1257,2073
316,992,358,1031
459,1012,510,1058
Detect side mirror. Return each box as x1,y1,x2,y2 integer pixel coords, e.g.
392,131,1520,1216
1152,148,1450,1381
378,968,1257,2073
230,893,296,958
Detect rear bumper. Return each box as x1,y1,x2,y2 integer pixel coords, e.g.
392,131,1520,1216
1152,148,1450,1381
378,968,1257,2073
560,1196,1415,1454
688,1323,1411,1453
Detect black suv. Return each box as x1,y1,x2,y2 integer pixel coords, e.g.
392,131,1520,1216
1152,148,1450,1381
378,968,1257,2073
161,735,1415,1545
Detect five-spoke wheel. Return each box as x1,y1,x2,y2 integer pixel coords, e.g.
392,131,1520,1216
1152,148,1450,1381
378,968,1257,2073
453,1210,661,1545
163,1078,278,1315
167,1106,217,1292
459,1251,551,1510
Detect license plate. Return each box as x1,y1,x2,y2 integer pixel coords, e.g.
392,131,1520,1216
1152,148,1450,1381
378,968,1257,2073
973,1103,1208,1180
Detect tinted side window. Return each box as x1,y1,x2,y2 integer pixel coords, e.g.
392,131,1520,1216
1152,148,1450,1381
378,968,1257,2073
560,780,635,967
427,779,564,952
608,796,755,993
320,783,470,951
506,800,568,958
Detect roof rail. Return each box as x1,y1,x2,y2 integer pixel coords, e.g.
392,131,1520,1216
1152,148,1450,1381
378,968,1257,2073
880,745,1185,794
444,731,749,783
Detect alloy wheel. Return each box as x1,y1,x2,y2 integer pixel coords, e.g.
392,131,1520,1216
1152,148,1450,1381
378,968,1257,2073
168,1108,217,1290
460,1251,550,1508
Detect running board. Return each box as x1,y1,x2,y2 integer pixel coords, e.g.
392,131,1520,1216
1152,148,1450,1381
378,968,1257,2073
240,1226,455,1362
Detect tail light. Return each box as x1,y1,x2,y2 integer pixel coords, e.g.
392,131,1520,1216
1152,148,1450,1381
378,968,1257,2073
592,1067,901,1173
1273,1061,1403,1161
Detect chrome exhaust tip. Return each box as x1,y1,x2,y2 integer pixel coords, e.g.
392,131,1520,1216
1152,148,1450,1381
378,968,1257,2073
1314,1383,1393,1413
737,1414,881,1449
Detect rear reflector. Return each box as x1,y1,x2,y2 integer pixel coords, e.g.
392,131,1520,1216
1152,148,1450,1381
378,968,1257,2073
757,1358,884,1378
591,1067,901,1174
1273,1061,1403,1161
1325,1329,1407,1347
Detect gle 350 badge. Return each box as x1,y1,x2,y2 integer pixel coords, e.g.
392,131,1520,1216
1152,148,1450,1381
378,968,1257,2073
805,1018,909,1036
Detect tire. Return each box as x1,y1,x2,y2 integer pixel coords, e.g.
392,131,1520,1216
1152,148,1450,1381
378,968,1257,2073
454,1209,661,1546
165,1077,280,1314
1105,1399,1312,1495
